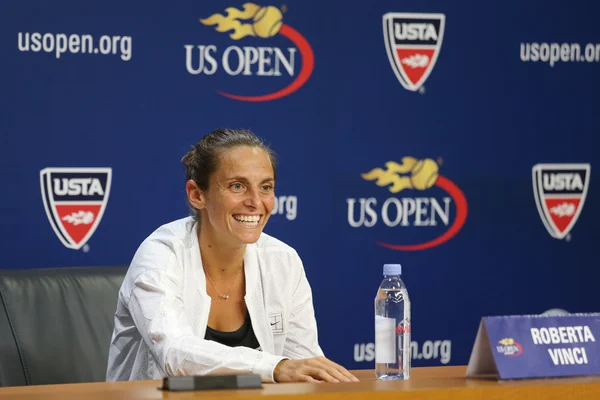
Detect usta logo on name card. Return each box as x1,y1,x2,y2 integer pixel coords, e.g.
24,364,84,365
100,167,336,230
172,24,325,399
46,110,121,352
40,168,112,250
383,13,445,91
185,3,314,102
346,157,467,251
532,164,590,239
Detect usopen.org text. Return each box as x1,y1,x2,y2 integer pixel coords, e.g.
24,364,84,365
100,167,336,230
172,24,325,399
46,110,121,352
18,32,132,61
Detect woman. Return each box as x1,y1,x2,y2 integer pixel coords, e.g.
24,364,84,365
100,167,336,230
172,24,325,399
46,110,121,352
106,129,358,383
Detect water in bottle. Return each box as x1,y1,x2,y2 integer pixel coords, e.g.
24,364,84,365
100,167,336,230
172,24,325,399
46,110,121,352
375,263,411,380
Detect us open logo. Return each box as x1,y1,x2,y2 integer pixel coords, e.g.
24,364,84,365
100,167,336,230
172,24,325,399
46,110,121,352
496,338,523,357
383,13,445,92
347,157,468,251
40,168,112,250
185,3,314,102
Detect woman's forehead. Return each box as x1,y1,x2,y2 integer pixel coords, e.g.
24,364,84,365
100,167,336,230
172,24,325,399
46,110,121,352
215,146,274,178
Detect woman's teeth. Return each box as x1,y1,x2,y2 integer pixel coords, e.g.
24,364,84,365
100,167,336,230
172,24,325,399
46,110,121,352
233,215,260,227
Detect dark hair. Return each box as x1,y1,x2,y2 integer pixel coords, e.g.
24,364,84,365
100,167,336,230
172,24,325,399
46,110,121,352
181,128,277,220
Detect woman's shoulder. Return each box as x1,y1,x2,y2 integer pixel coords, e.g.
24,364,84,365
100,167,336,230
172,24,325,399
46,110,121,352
126,217,197,275
252,232,304,271
139,217,196,250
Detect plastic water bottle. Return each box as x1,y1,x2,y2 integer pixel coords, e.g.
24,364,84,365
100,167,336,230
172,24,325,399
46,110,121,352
375,264,411,380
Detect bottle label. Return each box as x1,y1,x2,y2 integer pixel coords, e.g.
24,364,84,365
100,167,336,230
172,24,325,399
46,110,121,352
375,315,396,363
396,325,412,334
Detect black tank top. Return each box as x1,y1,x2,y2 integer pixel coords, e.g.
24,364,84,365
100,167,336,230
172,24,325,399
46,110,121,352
204,312,260,349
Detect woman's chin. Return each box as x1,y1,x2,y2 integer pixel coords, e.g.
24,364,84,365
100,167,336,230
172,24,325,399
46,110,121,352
240,234,262,244
232,229,263,244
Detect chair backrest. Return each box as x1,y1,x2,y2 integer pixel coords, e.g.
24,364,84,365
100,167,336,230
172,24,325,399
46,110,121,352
0,266,127,386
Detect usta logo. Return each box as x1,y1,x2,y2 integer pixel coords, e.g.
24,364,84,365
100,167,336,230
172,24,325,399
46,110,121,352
185,3,314,101
346,157,467,251
532,164,590,239
53,178,104,196
395,24,438,41
40,168,112,250
544,173,584,191
383,13,445,91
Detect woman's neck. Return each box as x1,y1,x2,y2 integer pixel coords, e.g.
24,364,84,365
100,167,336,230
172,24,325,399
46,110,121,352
197,224,246,278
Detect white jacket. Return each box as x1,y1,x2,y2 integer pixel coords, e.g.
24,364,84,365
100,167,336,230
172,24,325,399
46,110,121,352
106,217,323,383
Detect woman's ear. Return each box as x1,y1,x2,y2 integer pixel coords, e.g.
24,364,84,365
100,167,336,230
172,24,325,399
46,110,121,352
186,180,205,210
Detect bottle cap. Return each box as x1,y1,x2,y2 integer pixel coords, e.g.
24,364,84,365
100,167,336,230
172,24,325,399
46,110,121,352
383,264,402,276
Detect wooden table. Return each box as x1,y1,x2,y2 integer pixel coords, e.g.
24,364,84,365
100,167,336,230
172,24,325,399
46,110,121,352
0,366,599,400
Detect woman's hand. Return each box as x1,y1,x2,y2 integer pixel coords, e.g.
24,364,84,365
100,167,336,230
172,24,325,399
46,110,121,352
273,356,360,383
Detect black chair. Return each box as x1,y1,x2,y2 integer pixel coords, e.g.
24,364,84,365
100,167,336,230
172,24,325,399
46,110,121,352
0,266,127,386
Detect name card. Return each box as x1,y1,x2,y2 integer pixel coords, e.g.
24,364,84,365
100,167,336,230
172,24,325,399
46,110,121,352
466,314,600,380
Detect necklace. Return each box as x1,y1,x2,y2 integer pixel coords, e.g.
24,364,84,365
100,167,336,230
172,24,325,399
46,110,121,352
204,265,243,300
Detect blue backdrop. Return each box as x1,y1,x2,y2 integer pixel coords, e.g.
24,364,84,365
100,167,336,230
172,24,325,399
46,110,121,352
3,0,598,370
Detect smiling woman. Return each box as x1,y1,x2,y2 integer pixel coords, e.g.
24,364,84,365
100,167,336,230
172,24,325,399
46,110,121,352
105,129,358,384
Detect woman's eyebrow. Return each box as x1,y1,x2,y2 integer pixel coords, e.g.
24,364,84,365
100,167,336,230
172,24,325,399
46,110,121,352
224,176,249,182
224,176,274,183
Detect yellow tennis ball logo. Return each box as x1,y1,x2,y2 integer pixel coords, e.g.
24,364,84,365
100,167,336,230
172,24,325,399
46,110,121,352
252,6,283,38
410,159,439,190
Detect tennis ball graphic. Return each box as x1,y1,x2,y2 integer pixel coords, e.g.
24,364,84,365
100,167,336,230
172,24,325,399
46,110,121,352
410,159,439,190
252,6,283,38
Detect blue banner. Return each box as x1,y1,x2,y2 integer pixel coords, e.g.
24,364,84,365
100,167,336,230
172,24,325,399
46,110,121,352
2,0,599,370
